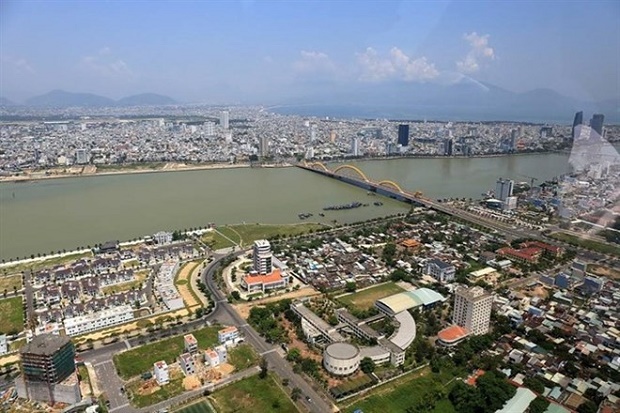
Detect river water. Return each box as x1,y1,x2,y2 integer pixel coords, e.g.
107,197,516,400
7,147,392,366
0,152,573,260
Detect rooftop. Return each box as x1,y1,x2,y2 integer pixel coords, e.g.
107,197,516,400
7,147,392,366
21,333,71,356
325,342,359,360
438,325,470,344
243,269,284,285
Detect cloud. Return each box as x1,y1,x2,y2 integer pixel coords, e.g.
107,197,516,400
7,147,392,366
293,50,336,74
1,55,35,74
357,47,439,82
80,47,133,78
456,32,495,74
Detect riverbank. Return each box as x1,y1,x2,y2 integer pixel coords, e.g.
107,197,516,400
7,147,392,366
0,161,293,183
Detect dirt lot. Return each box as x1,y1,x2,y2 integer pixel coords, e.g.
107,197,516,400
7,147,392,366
233,286,320,319
588,264,620,280
176,261,203,308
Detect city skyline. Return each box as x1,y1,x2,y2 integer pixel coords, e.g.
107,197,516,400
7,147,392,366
1,1,618,104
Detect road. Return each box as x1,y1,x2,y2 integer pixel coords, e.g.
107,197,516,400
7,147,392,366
202,253,337,413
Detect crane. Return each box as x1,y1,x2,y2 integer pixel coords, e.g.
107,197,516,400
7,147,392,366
518,174,538,188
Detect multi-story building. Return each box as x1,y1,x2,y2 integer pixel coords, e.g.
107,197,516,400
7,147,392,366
453,286,493,336
351,137,360,156
398,124,409,147
184,334,198,353
63,305,134,336
179,353,196,376
241,269,289,293
590,113,604,137
220,110,229,130
0,334,7,355
153,231,173,245
424,259,455,283
205,349,220,368
154,360,169,385
16,334,81,404
218,326,239,345
253,239,272,274
495,178,514,202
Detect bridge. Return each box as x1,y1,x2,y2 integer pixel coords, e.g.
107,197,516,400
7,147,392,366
296,161,549,242
298,161,426,205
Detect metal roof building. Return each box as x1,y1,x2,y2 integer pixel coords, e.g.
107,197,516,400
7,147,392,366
375,288,446,315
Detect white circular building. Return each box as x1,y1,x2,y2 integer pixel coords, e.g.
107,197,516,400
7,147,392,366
323,343,360,376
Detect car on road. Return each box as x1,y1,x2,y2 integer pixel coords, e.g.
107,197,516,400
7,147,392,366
306,396,312,403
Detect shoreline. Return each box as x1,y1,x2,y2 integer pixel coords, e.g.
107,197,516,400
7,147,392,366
0,150,570,184
0,162,292,184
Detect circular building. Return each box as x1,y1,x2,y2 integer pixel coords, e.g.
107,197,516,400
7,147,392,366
323,343,360,376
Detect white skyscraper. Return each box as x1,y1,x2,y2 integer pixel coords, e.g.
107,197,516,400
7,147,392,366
453,286,493,336
351,137,360,157
253,240,272,275
220,111,229,130
495,178,514,202
310,123,317,142
75,149,89,165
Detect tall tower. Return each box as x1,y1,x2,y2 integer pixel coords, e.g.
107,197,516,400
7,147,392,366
220,110,230,130
510,129,518,151
253,240,272,274
310,123,317,142
589,114,604,137
351,137,360,157
572,111,583,139
259,136,269,158
443,138,453,156
398,124,409,147
17,334,79,404
495,178,514,201
453,286,493,336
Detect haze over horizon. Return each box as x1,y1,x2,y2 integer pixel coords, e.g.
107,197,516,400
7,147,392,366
1,1,618,106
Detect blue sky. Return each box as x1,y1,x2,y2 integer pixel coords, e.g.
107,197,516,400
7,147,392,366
1,0,618,103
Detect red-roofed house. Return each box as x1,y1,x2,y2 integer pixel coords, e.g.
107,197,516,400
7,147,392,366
241,269,289,293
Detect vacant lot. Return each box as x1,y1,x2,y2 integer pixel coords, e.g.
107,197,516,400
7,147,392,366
337,282,405,311
113,326,218,379
0,296,23,334
551,232,620,257
2,251,93,274
218,223,327,247
129,376,184,407
0,274,22,293
210,374,299,413
228,344,258,371
201,230,236,250
175,400,215,413
588,264,620,280
341,367,457,413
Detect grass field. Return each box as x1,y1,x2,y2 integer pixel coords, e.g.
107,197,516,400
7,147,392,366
0,296,24,334
551,232,620,257
201,230,236,250
210,374,299,413
113,326,219,379
0,274,22,293
341,367,457,413
228,344,258,371
175,400,215,413
337,282,406,311
218,223,327,247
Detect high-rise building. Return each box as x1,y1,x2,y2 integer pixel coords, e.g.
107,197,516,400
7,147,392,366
572,111,583,139
443,138,453,156
310,123,317,142
75,149,89,164
590,114,604,137
16,334,81,404
453,286,493,336
351,137,360,157
253,239,272,275
398,124,409,147
330,130,337,143
510,129,518,151
220,110,230,130
495,178,514,202
204,121,216,136
259,136,269,158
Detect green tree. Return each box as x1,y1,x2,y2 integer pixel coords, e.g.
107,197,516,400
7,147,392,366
291,387,302,401
576,400,598,413
286,348,302,363
360,357,375,374
528,396,550,413
259,356,268,379
345,281,356,293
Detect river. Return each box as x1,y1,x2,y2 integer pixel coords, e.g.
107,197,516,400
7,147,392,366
0,152,574,260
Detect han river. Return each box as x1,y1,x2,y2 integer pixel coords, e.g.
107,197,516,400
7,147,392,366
0,153,574,260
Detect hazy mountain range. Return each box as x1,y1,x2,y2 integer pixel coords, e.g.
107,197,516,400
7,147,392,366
0,90,177,107
1,81,618,123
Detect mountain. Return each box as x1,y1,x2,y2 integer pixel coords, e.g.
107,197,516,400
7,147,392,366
26,90,115,107
24,90,177,107
0,97,15,106
272,79,620,123
116,93,176,106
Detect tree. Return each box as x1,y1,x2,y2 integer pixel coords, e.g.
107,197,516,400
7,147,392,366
345,281,356,293
382,242,397,265
259,356,268,379
360,357,375,374
291,387,302,401
529,396,550,413
231,290,241,300
286,348,302,363
576,400,598,413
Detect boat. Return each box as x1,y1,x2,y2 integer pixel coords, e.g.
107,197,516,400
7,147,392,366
298,212,313,220
323,202,363,211
373,201,383,206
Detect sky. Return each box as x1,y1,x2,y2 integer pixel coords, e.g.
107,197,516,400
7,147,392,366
1,0,619,104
